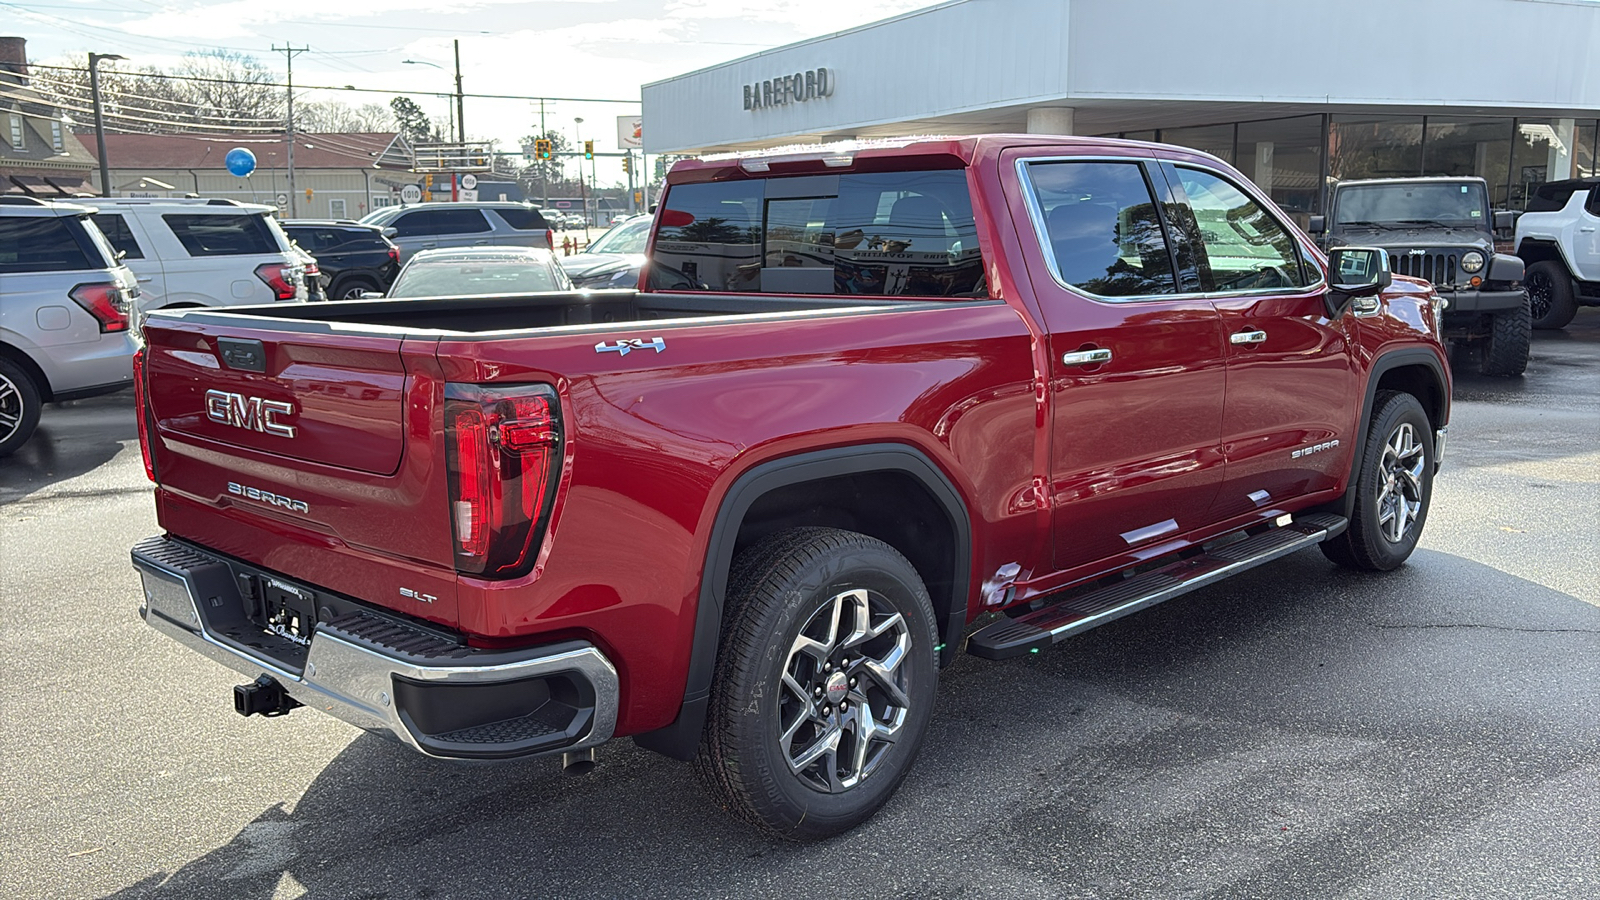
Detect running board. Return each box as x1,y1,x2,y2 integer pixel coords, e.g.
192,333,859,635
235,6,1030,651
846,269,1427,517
966,514,1347,660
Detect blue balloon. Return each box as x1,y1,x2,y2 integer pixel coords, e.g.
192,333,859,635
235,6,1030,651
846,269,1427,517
225,147,256,177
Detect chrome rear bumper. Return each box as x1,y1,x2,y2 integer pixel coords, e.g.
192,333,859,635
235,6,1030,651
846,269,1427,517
133,536,618,760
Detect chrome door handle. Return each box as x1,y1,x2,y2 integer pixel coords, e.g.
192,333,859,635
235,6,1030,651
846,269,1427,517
1061,348,1112,366
136,276,153,283
1230,329,1268,345
1580,226,1596,233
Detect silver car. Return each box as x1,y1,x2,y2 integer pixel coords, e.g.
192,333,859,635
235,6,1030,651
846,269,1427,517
384,246,573,299
358,202,554,264
0,197,140,455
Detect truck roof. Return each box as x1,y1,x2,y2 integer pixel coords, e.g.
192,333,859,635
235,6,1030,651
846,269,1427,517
666,134,1217,184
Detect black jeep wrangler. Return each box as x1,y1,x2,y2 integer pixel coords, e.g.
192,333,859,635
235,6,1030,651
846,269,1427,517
1312,177,1530,376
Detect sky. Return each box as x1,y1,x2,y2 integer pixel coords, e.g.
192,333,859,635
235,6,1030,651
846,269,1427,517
0,0,933,184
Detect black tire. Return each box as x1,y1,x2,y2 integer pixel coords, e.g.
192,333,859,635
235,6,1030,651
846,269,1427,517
1479,290,1531,377
1321,391,1434,571
1525,260,1578,330
332,276,378,301
0,356,43,457
694,527,939,840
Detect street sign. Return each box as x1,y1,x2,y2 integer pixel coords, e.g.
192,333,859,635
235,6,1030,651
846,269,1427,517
459,189,478,202
275,192,288,207
460,174,478,190
617,115,642,149
400,184,422,204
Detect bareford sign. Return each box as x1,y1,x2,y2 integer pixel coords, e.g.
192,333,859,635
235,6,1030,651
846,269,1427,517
744,67,834,111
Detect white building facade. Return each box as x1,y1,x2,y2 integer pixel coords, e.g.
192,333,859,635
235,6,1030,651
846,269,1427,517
642,0,1600,219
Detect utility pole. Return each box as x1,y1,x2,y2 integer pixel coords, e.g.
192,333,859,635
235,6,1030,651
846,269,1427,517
87,52,125,197
539,99,547,209
574,117,587,228
273,44,308,217
453,39,465,152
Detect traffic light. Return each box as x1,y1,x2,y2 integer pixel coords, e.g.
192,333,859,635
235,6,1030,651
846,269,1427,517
534,139,551,160
621,155,631,175
583,140,593,160
304,188,313,200
424,174,434,189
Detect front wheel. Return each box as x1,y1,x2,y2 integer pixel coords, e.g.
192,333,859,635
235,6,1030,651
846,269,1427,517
694,527,939,840
1525,261,1578,330
1321,391,1435,571
1479,291,1531,377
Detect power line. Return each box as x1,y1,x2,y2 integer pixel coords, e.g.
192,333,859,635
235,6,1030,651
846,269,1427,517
26,62,640,105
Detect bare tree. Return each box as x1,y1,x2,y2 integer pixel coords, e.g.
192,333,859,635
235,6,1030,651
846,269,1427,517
297,100,395,133
177,50,282,129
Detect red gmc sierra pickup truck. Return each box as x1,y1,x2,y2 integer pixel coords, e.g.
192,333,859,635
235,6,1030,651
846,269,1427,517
132,135,1450,839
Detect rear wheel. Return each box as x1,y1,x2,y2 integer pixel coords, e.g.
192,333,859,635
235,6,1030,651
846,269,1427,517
1525,260,1578,330
333,276,378,300
694,527,938,840
1321,391,1434,571
0,357,43,457
1479,291,1531,377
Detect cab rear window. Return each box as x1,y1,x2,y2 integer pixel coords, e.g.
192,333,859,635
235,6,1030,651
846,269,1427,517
653,170,987,297
162,213,279,256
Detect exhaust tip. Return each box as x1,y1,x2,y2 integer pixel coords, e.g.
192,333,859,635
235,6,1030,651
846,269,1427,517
561,748,596,776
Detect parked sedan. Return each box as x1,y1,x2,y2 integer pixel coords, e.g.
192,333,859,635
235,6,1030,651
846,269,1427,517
384,246,573,299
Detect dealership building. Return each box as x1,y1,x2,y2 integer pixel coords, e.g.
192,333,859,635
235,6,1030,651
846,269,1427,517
641,0,1600,221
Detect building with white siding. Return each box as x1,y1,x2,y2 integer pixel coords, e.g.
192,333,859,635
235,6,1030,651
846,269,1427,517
642,0,1600,219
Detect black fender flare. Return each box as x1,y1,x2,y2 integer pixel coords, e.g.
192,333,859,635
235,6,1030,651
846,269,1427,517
1336,347,1450,521
633,443,972,761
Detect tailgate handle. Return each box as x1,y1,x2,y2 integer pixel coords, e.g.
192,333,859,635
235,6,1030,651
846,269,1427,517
217,337,268,373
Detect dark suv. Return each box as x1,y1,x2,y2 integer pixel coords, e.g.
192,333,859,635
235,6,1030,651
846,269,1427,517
1312,177,1530,376
280,221,401,301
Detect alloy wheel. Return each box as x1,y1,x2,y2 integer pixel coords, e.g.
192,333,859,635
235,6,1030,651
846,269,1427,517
0,370,23,445
1527,269,1552,321
777,588,912,793
1376,422,1426,544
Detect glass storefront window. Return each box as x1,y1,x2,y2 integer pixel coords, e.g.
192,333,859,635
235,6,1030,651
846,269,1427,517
1509,118,1569,210
1160,124,1235,166
1329,115,1423,181
1237,115,1323,224
1576,119,1599,177
1423,118,1513,207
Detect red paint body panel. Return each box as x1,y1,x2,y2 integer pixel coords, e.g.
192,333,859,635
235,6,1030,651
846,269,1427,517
141,135,1450,738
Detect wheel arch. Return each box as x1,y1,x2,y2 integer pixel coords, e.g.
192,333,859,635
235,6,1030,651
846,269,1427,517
1333,348,1449,521
634,443,973,761
0,340,54,401
1517,239,1574,276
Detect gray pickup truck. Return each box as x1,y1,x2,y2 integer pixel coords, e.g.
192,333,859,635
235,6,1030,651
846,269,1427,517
1312,177,1529,376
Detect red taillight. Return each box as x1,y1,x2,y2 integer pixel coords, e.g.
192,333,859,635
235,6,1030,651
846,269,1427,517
387,246,399,264
132,348,155,482
69,282,129,333
444,384,560,577
545,228,554,250
254,262,298,301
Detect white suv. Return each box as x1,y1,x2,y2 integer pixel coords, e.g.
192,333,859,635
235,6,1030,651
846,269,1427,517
1514,177,1600,330
0,197,139,455
75,198,307,317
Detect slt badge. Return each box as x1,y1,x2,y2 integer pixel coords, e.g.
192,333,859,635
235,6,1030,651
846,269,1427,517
595,336,666,357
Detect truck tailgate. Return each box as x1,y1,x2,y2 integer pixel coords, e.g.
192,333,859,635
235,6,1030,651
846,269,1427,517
143,316,460,623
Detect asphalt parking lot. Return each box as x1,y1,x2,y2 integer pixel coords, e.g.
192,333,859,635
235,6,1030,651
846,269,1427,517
2,313,1597,900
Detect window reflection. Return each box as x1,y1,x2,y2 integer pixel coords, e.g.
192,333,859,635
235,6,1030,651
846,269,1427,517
1027,161,1177,298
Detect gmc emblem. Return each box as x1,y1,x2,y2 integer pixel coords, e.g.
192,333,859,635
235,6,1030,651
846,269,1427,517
205,389,297,438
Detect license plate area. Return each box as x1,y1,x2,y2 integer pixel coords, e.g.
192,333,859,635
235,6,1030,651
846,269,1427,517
250,577,319,649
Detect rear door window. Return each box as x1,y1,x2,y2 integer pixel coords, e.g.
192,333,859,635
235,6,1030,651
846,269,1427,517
1022,160,1178,298
653,169,986,297
1587,186,1600,217
0,216,95,273
161,213,279,256
432,209,492,235
91,212,145,259
390,210,435,237
490,207,548,230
